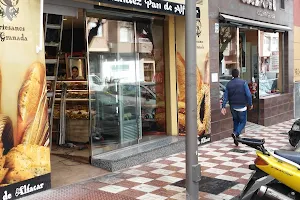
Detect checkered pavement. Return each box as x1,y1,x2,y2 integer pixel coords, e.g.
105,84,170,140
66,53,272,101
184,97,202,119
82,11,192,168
24,119,296,200
77,119,295,200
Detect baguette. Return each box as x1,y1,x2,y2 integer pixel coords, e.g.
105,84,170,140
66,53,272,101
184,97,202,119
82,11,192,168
22,88,48,145
16,62,45,146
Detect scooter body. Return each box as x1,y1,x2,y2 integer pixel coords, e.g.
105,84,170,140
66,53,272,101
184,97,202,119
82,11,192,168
238,138,300,200
255,150,300,192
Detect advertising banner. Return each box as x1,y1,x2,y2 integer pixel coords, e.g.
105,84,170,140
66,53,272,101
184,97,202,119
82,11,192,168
174,0,211,144
0,0,51,199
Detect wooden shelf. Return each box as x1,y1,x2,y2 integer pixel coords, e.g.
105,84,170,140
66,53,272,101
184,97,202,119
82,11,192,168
55,98,95,101
57,80,87,82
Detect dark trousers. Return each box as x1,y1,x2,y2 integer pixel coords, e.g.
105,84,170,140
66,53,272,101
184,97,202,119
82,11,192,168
230,107,247,136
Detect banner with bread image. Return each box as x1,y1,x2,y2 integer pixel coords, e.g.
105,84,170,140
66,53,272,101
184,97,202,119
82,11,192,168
175,0,211,142
0,0,51,198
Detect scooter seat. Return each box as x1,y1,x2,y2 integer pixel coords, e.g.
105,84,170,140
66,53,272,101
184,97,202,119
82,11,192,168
274,150,300,165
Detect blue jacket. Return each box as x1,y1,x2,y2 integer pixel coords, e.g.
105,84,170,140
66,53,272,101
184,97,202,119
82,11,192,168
222,78,252,109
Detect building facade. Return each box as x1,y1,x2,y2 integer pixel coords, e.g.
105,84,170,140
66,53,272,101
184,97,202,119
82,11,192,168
294,0,300,118
209,0,294,141
0,0,295,198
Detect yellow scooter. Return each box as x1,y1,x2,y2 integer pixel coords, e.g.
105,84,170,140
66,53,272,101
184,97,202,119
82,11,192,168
238,137,300,200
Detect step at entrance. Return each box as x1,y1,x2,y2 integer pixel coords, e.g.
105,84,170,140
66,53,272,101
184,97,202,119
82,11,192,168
91,137,185,172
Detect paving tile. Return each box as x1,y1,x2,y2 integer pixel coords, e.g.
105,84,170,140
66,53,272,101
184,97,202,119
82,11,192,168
127,177,153,184
215,174,239,181
157,159,176,165
221,161,243,167
166,157,186,162
214,164,235,171
156,175,183,183
80,181,109,191
224,188,243,196
163,165,184,172
169,172,185,179
170,162,186,168
147,163,168,169
123,169,147,176
163,185,186,193
212,156,233,162
204,168,227,175
230,167,253,174
200,162,219,168
169,192,186,200
115,180,141,188
151,169,174,176
140,172,164,179
99,185,128,194
137,193,167,200
231,183,246,191
147,180,170,187
135,166,157,172
132,184,160,193
117,189,146,198
218,193,235,200
151,188,179,197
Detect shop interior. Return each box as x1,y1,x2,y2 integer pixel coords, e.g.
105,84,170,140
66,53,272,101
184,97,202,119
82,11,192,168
219,25,282,123
44,8,167,187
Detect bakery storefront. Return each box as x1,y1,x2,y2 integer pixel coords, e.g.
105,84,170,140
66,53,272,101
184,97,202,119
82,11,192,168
43,0,210,173
0,0,211,197
210,0,294,140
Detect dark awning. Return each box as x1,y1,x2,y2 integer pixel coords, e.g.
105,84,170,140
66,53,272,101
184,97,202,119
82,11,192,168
219,13,291,32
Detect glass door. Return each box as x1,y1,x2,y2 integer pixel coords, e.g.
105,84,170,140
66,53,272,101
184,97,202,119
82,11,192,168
86,15,142,156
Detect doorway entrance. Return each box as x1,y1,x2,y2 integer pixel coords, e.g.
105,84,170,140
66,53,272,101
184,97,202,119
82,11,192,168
219,25,283,125
86,10,167,158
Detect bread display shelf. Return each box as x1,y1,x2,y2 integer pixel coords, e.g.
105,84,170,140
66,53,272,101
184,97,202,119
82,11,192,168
56,90,90,92
57,80,87,82
55,98,95,101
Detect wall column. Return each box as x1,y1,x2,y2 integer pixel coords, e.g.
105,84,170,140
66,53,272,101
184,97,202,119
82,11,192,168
164,16,178,136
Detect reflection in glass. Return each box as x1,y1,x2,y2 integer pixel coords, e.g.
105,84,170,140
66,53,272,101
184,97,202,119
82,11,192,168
86,16,166,156
259,31,281,98
219,26,238,107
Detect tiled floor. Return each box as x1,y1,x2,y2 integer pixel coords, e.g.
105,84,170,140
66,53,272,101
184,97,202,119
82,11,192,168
25,119,295,200
51,154,109,188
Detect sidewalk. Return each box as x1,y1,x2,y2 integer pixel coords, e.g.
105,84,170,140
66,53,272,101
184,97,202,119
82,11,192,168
23,119,295,200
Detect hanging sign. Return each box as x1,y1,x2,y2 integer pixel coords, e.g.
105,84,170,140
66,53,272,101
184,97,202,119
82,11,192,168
96,0,201,18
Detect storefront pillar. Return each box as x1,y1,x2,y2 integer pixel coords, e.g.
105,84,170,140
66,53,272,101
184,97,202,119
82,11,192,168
164,16,178,136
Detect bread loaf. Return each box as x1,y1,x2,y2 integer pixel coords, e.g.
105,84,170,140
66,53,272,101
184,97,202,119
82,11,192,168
16,62,46,146
22,89,48,145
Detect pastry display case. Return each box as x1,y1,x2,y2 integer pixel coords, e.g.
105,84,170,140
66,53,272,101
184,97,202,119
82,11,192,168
91,81,139,144
53,80,93,143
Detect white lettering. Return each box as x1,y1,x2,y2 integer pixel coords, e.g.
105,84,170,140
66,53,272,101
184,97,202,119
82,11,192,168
241,0,276,11
164,2,172,11
144,0,161,9
174,4,185,15
2,191,12,200
107,0,142,6
15,183,44,197
200,137,211,144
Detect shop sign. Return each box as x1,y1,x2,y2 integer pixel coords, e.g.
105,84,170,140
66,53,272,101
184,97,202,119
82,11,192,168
241,0,277,11
0,0,51,199
199,134,211,145
97,0,201,18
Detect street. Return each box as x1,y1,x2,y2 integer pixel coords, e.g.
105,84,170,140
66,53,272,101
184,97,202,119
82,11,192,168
21,119,295,200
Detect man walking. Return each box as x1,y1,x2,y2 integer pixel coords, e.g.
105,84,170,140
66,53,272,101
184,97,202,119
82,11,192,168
221,69,253,146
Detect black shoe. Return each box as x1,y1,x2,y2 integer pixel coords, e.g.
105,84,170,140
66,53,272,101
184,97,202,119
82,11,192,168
231,133,239,146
